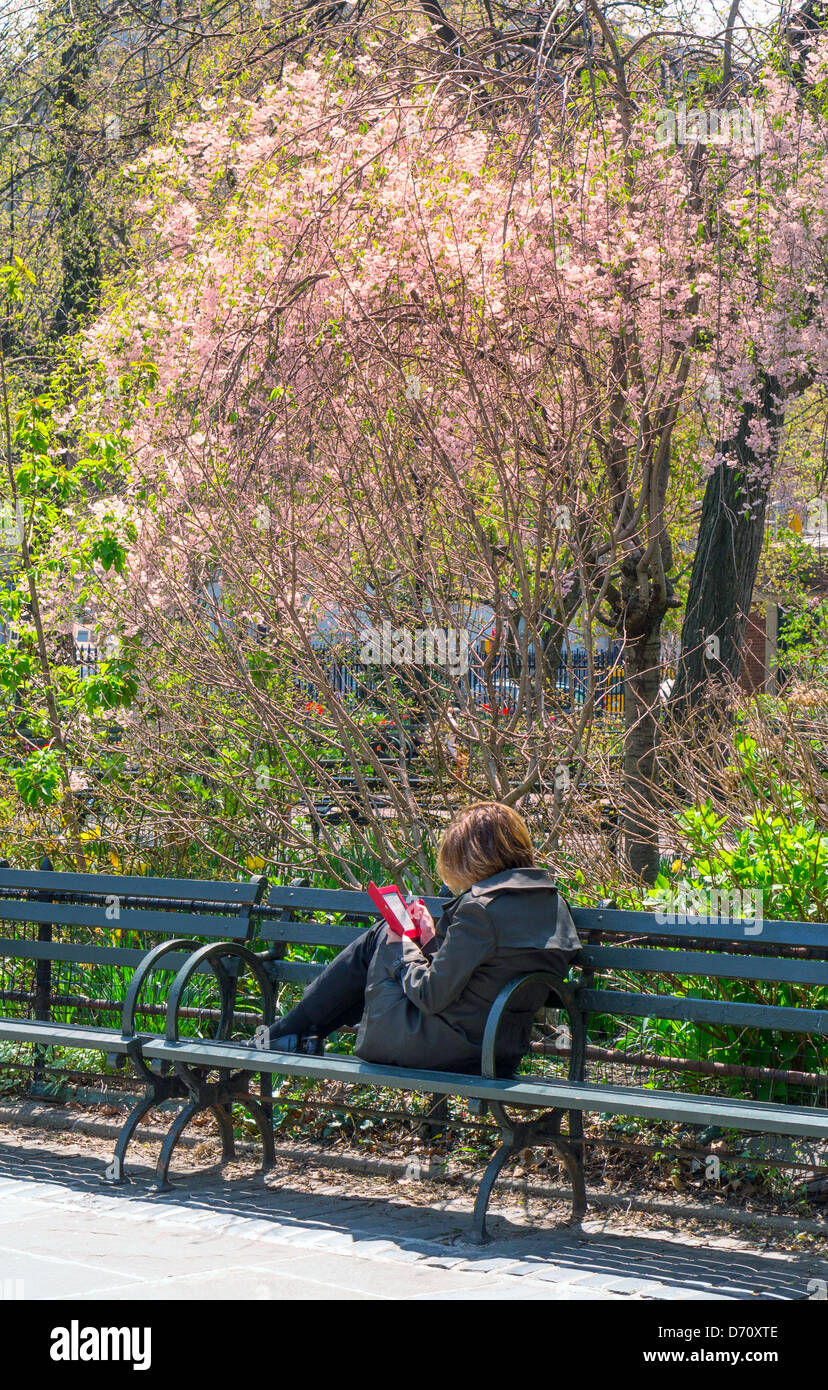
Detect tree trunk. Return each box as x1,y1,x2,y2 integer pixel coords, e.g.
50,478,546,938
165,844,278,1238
52,7,100,337
670,373,783,716
622,626,664,884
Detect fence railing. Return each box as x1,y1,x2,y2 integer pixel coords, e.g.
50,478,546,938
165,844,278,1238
298,647,677,718
75,643,99,679
75,642,677,717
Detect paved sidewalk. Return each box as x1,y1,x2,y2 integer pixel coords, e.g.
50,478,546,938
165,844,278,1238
0,1140,825,1301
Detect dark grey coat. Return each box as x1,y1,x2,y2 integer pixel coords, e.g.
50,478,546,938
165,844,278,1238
354,867,581,1074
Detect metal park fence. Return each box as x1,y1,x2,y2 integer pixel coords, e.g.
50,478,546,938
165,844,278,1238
75,642,676,719
298,646,677,719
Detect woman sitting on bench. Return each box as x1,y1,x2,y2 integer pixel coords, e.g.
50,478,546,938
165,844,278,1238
268,801,581,1074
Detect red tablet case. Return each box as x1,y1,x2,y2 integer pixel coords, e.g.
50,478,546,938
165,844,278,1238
367,881,419,937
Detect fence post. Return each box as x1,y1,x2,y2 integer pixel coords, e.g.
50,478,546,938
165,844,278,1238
31,855,53,1095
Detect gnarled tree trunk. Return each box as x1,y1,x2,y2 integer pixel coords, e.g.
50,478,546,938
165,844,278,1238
670,372,783,717
622,626,664,883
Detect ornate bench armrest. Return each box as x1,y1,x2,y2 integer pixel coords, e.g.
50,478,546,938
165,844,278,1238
121,938,205,1039
480,971,586,1082
161,939,277,1093
164,940,275,1042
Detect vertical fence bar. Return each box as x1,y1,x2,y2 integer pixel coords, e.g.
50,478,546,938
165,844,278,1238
31,854,53,1095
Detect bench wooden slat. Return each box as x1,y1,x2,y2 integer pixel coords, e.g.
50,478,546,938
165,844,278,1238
265,885,382,915
139,1039,828,1138
263,896,828,949
257,920,364,947
0,869,262,902
571,906,828,950
576,988,828,1035
0,868,261,901
0,1019,138,1051
579,945,828,986
257,924,828,973
264,885,445,916
0,902,253,937
264,958,324,984
0,939,215,972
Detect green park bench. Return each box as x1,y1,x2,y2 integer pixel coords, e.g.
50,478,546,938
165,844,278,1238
119,884,828,1241
0,864,267,1179
1,870,826,1243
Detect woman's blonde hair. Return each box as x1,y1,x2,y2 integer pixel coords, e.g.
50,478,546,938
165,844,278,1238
436,801,535,892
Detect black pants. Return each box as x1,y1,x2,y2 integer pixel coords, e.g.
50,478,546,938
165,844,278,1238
269,922,387,1042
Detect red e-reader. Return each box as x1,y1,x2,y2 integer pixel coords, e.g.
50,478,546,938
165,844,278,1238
367,881,419,938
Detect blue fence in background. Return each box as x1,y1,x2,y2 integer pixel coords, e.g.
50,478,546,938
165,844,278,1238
298,646,636,716
77,641,675,718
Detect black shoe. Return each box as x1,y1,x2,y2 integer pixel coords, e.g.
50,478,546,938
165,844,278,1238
268,1027,325,1055
268,1030,301,1053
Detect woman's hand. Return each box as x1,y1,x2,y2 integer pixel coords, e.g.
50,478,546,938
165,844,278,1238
407,899,436,945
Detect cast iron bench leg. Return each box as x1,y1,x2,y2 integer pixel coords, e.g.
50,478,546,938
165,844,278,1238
566,1109,587,1220
151,1091,274,1193
246,1095,276,1168
470,1140,516,1244
531,1108,587,1223
153,1100,201,1193
211,1102,236,1163
552,1137,587,1221
468,1101,587,1241
104,1094,157,1186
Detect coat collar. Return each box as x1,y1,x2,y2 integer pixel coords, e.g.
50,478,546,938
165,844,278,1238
469,866,556,897
436,867,556,912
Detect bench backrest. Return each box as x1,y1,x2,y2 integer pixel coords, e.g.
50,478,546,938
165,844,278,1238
571,906,828,1038
255,890,828,1053
0,868,267,978
7,870,824,1058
